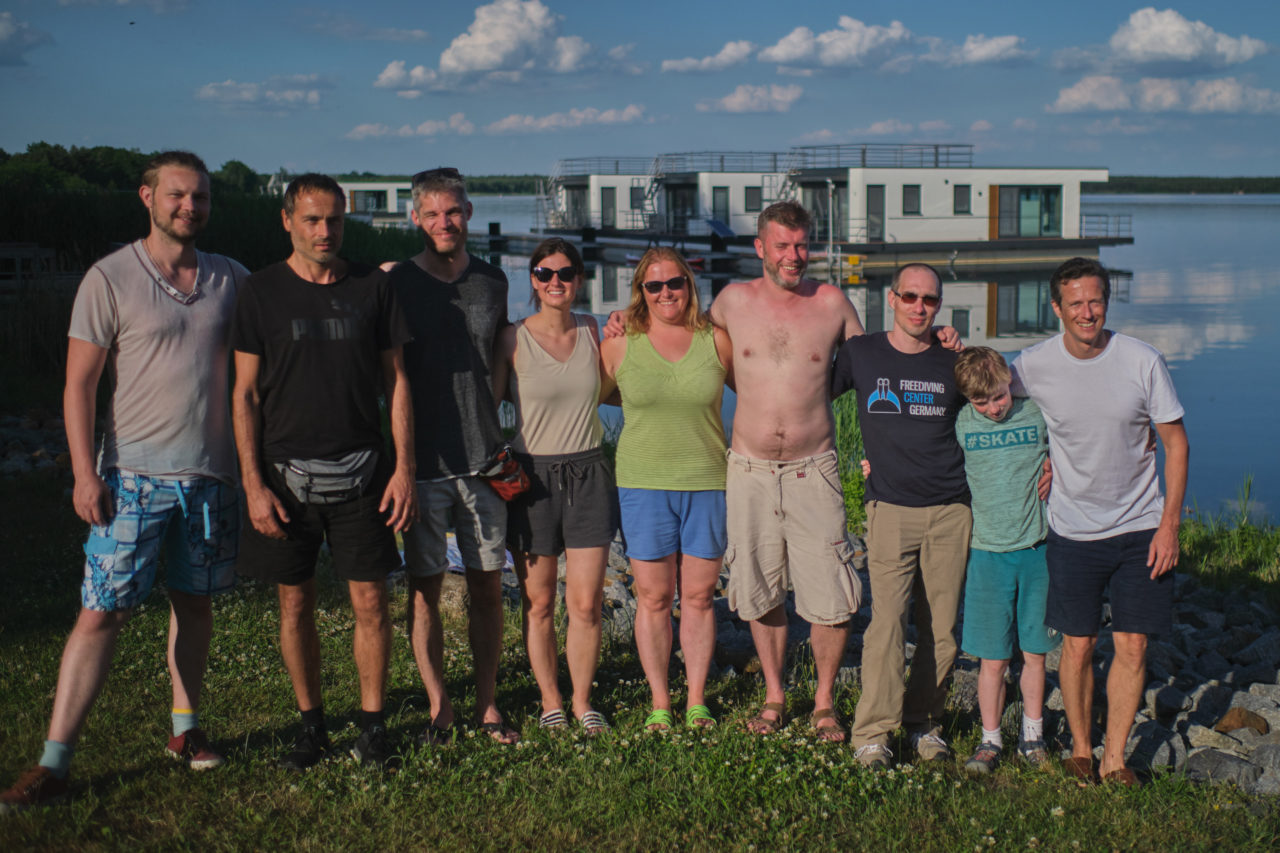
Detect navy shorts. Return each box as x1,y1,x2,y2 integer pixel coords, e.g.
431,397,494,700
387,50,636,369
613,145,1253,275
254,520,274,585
1045,527,1172,637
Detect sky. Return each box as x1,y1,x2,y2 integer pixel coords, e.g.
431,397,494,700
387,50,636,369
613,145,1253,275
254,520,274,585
2,1,1278,177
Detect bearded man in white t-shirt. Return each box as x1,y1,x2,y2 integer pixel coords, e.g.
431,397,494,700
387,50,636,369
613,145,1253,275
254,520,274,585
1011,256,1189,788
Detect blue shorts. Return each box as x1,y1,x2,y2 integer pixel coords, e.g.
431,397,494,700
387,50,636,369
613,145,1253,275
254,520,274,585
82,469,240,611
1045,528,1172,637
960,544,1060,660
618,488,726,561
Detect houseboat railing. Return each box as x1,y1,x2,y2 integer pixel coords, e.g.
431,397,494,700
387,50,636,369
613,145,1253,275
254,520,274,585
1079,212,1132,238
789,143,975,169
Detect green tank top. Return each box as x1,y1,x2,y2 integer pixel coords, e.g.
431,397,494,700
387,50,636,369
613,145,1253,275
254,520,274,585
615,326,727,490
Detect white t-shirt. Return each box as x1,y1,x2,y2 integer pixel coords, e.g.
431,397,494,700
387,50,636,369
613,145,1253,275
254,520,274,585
1011,331,1184,540
68,240,246,483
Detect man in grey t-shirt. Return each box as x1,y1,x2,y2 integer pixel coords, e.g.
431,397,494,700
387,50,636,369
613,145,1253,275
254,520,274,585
2,152,246,813
388,167,517,744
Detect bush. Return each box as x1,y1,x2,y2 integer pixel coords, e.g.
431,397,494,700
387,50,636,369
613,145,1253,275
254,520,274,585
832,391,866,533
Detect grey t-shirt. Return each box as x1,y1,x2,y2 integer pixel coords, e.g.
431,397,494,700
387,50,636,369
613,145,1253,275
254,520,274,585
389,255,508,479
67,240,246,483
955,397,1048,552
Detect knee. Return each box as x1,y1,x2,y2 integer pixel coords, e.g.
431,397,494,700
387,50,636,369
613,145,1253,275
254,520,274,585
565,591,602,627
680,586,715,614
1111,633,1148,668
278,586,315,627
635,587,674,615
1062,635,1096,665
524,590,557,623
73,607,131,637
467,572,503,610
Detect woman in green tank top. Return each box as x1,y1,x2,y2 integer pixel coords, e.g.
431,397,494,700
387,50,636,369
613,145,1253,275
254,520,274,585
600,248,734,731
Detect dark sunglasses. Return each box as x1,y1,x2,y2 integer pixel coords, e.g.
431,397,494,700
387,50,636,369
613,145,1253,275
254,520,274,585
893,290,940,307
412,166,462,184
532,266,576,283
642,276,687,295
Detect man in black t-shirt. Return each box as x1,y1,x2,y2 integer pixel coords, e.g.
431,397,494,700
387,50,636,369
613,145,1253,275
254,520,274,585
386,167,518,745
231,174,416,770
830,263,972,768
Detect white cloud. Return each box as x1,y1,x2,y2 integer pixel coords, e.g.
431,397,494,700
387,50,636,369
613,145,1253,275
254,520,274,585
346,113,475,140
1011,117,1038,131
373,60,438,90
1084,117,1157,135
662,40,755,73
551,35,590,73
307,13,427,42
1137,77,1183,111
1187,77,1280,114
1047,75,1132,112
969,119,993,132
919,119,952,132
795,128,838,144
608,43,646,75
196,75,329,109
922,33,1035,66
486,104,646,133
58,0,188,10
1110,7,1267,69
696,84,802,113
396,90,423,100
863,118,913,135
758,16,911,67
439,0,576,74
0,12,52,66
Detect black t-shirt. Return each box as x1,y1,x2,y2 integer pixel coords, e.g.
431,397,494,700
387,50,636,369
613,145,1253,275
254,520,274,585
389,255,508,478
831,332,969,507
231,260,411,462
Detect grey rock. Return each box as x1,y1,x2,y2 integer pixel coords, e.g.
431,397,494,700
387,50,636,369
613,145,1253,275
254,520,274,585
1254,744,1280,775
1145,683,1191,718
1232,664,1280,687
1185,748,1263,788
1195,650,1232,680
1127,720,1186,771
1045,685,1064,712
1237,631,1280,668
1250,683,1280,704
1231,693,1280,729
1244,772,1280,796
1187,724,1242,752
714,626,756,669
835,665,860,686
1181,606,1226,632
949,667,978,714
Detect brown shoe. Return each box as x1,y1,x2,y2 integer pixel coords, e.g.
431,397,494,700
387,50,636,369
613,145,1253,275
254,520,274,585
1061,756,1096,783
0,766,69,814
1102,767,1142,788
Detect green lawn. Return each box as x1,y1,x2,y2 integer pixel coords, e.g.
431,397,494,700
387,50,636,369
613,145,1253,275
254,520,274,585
2,473,1278,851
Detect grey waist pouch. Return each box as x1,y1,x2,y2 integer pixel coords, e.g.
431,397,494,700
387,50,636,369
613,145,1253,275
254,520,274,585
273,449,377,505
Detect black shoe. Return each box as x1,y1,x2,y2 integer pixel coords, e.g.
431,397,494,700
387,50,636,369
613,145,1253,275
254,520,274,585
351,725,393,767
279,725,330,772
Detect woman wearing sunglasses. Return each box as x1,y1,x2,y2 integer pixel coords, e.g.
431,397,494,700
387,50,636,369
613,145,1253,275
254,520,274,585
491,238,617,735
599,247,734,731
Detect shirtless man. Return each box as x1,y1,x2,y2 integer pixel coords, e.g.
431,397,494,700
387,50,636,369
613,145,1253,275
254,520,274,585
712,201,866,739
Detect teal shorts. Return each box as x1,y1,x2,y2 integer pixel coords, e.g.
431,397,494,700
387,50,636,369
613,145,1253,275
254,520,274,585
959,543,1059,660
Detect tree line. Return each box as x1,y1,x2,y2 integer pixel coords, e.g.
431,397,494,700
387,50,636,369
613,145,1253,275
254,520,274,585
1084,176,1280,194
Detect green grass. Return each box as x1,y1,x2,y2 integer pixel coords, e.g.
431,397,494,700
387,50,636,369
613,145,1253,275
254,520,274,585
2,472,1279,851
833,390,867,533
1179,476,1280,603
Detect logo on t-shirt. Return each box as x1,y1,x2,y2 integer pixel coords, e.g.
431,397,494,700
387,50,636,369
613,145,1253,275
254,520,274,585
867,377,901,413
963,425,1040,451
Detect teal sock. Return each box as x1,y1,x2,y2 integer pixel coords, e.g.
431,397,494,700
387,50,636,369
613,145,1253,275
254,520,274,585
172,709,199,737
38,741,73,779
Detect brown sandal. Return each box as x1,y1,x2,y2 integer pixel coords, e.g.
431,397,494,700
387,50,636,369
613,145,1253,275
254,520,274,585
809,707,846,743
747,702,786,735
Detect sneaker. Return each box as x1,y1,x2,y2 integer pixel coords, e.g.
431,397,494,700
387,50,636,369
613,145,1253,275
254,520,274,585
279,725,330,772
0,766,69,814
854,743,893,768
910,732,951,762
350,725,393,767
964,742,1001,776
1017,738,1049,766
166,728,224,771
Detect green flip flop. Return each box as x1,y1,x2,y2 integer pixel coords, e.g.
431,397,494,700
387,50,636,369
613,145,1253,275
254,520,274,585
644,709,674,732
685,704,716,729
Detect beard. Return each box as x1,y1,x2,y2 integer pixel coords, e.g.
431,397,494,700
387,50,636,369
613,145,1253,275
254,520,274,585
152,209,204,245
764,258,804,290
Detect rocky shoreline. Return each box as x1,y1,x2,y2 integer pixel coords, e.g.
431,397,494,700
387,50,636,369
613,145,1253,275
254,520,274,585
8,410,1279,793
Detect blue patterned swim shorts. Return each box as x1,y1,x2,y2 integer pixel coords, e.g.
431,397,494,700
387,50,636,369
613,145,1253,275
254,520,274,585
81,469,239,611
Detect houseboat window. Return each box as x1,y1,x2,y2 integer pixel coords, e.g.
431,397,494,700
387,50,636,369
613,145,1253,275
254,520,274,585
351,190,385,213
744,186,763,212
951,308,970,337
903,185,921,216
998,186,1062,237
953,185,971,215
630,186,645,210
396,189,412,213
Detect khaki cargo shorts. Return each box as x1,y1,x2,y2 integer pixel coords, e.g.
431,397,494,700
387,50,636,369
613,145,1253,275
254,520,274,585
724,449,863,625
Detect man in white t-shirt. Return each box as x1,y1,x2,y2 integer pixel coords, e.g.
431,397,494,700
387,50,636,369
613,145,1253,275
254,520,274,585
2,152,247,814
1011,257,1189,787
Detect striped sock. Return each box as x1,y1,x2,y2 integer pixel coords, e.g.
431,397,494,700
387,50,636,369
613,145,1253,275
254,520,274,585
38,741,73,779
172,708,198,737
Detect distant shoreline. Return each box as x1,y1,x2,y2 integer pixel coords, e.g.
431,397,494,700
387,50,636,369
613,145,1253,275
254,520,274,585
1083,176,1280,194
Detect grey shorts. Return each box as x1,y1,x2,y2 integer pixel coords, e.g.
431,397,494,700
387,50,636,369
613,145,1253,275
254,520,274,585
724,449,862,625
403,475,508,576
507,448,618,556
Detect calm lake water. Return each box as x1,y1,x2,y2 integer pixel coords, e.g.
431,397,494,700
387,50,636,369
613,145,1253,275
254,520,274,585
471,193,1280,522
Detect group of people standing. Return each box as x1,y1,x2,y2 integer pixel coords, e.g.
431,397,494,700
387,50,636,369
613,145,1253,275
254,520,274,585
2,149,1188,814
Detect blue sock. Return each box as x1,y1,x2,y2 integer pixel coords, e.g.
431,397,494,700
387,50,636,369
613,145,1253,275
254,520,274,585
38,741,73,779
172,709,198,737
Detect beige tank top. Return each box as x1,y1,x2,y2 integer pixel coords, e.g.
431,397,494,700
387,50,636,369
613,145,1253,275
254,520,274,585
509,315,604,456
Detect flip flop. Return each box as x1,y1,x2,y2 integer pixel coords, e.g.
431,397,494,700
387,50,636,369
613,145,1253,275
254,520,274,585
417,721,460,747
644,709,674,732
747,702,786,735
809,707,846,743
686,704,716,729
577,710,611,736
538,709,568,730
478,721,520,745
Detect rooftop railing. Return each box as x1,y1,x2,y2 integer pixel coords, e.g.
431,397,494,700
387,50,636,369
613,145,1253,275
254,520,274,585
789,143,975,169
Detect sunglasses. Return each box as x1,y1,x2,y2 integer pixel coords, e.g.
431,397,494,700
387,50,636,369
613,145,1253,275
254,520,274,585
642,276,687,295
532,266,576,283
893,290,941,307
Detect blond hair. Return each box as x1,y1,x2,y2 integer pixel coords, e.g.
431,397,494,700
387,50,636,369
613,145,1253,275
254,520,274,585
954,346,1012,399
624,247,708,335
